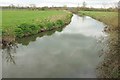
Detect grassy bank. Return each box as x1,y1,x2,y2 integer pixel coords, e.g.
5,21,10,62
79,11,118,30
2,10,72,39
79,11,119,78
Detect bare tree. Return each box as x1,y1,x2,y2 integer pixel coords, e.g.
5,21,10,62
17,4,20,8
52,5,54,8
119,1,120,9
77,3,80,7
102,3,107,9
9,4,15,8
113,2,118,9
63,5,67,8
63,5,67,10
82,1,87,8
110,2,118,9
29,4,36,10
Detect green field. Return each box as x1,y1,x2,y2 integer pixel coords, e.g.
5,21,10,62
79,11,118,28
2,10,72,38
2,10,70,27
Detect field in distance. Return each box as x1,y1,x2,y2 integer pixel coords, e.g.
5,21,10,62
2,10,70,29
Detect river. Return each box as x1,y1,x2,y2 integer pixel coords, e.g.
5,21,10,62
2,14,107,78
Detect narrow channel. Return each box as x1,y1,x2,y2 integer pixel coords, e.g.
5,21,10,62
2,14,107,78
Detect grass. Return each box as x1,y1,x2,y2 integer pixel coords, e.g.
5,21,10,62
2,10,68,27
2,10,72,38
79,11,118,29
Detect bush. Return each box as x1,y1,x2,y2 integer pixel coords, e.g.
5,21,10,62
46,22,55,30
55,20,64,27
38,24,44,29
29,25,39,34
14,17,68,38
2,30,6,36
16,23,40,38
38,21,47,29
15,28,24,38
17,23,32,35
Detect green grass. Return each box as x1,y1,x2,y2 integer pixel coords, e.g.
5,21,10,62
2,10,72,38
79,11,118,28
2,10,69,29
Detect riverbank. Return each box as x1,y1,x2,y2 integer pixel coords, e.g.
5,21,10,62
78,11,119,78
2,14,107,78
2,10,72,41
78,11,118,31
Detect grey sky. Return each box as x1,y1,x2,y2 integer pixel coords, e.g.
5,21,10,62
0,0,119,8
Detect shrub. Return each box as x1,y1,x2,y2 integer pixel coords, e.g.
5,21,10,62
18,24,40,35
55,20,64,27
38,24,44,29
46,22,55,30
17,23,32,35
29,25,39,34
15,28,24,38
38,20,48,29
16,23,40,38
2,30,6,36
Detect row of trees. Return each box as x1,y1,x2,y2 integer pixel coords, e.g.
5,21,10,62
2,1,118,8
1,1,118,11
80,1,118,9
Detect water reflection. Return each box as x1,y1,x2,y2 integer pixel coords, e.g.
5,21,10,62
2,27,64,64
17,27,64,46
82,16,85,23
2,15,107,78
2,41,18,64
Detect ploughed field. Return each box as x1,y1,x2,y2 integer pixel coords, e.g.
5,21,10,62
2,10,72,38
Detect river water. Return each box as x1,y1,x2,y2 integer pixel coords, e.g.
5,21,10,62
2,14,107,78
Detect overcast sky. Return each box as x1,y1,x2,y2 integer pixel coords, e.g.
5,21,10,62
0,0,119,8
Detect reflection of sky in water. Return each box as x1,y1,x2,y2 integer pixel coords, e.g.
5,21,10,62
3,15,106,78
59,15,105,38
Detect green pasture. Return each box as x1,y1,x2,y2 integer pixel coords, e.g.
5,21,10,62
2,10,72,38
2,10,69,29
79,11,118,28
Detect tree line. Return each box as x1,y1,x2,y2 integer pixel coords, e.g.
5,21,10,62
1,1,118,12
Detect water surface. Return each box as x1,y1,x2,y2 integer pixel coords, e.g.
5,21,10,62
2,14,107,78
